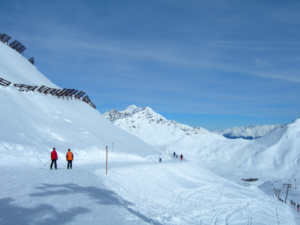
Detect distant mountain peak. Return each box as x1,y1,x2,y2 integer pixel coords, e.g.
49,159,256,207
103,105,209,147
125,105,138,112
212,124,285,139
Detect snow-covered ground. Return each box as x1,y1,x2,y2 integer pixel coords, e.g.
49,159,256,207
0,160,297,225
1,40,300,224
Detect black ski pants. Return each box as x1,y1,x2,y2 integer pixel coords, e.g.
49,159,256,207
67,160,72,169
50,159,57,169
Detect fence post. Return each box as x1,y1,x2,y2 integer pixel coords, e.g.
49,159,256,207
283,184,292,203
106,146,108,175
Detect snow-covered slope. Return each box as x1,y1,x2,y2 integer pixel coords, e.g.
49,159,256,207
0,40,299,224
103,105,209,147
99,162,295,224
103,105,300,179
213,124,284,139
0,42,158,165
166,119,300,180
0,42,57,87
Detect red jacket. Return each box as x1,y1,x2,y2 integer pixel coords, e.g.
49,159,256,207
51,150,58,160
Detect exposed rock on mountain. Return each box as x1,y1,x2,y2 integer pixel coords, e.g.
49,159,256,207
103,105,209,147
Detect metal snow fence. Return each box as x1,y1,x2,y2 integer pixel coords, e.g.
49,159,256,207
13,84,38,92
0,78,11,87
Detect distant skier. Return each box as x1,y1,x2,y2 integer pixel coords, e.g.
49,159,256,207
298,204,299,212
66,149,74,169
50,147,58,170
159,155,162,162
180,154,183,161
173,152,176,157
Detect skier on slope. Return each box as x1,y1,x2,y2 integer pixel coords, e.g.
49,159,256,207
66,149,74,169
50,147,58,170
180,154,183,161
173,152,176,157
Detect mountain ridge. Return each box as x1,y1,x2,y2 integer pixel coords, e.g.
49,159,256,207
212,124,285,139
104,105,284,142
103,105,209,147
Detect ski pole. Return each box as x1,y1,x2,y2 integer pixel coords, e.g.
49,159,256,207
44,160,51,166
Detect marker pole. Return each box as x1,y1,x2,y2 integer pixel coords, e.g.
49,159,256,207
106,146,108,175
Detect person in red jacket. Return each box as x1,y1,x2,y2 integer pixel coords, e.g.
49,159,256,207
66,149,74,169
50,147,58,170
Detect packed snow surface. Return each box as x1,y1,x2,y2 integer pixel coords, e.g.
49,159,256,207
0,161,297,225
1,41,300,224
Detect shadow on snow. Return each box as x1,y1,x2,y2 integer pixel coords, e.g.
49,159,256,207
0,183,162,225
0,197,89,225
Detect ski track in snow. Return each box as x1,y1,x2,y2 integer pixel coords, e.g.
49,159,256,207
96,161,294,225
0,159,295,225
0,163,157,225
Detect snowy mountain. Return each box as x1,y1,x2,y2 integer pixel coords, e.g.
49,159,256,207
0,41,158,164
213,124,285,139
103,105,209,148
1,39,300,224
104,105,300,180
164,119,300,180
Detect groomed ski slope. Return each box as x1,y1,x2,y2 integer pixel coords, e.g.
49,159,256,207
0,159,295,225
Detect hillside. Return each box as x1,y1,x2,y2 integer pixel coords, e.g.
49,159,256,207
166,119,300,181
104,105,300,181
0,41,158,165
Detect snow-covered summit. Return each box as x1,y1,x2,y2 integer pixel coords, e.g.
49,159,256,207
213,124,285,139
103,105,209,147
104,104,161,123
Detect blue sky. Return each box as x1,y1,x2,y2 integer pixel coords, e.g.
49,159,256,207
1,0,299,130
